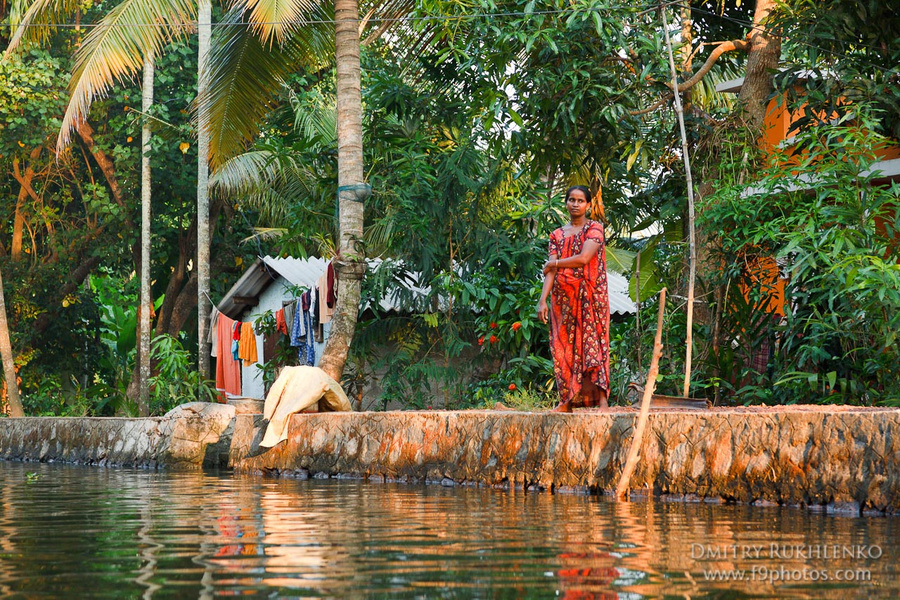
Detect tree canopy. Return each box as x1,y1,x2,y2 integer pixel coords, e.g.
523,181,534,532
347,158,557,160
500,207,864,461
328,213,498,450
1,0,898,414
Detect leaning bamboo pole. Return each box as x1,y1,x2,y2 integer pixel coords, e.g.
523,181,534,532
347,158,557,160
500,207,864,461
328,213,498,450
661,6,697,398
615,288,666,500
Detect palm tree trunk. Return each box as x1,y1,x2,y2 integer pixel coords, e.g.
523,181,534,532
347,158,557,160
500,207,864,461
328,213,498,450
0,267,25,417
139,52,154,416
197,0,212,380
318,0,366,382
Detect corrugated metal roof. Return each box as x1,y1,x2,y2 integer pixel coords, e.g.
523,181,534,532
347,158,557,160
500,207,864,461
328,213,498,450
607,270,637,316
218,255,636,319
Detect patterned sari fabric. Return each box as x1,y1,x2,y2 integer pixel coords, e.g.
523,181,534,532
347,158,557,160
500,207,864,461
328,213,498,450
548,220,610,407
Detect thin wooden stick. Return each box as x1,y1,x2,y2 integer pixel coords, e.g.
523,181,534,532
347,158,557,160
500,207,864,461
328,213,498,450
616,288,666,501
661,6,697,398
635,250,642,368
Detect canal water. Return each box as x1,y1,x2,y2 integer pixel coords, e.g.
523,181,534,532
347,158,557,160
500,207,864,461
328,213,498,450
0,461,896,599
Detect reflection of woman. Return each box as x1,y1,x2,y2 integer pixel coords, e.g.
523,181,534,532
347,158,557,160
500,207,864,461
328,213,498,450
536,186,610,412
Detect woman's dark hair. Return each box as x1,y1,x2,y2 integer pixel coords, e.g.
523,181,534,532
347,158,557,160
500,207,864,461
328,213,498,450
565,184,605,221
565,185,592,203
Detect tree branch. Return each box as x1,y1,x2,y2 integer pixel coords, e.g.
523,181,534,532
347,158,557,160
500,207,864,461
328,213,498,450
673,39,750,93
628,39,750,116
630,95,671,116
74,120,136,229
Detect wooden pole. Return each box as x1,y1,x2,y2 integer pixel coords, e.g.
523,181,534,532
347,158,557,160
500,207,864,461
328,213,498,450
661,6,697,398
634,250,641,368
616,288,666,501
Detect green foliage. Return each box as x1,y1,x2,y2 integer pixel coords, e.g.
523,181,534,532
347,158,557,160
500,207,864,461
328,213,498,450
700,108,900,405
148,334,218,414
775,0,900,140
0,49,66,154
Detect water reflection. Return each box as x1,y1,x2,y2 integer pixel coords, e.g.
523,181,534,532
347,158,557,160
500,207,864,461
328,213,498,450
0,461,896,599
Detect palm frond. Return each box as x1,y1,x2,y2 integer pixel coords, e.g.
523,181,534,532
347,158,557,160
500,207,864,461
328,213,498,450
212,149,283,193
6,0,81,53
204,4,333,166
230,0,316,47
212,148,317,224
56,0,196,151
242,227,287,244
288,89,336,142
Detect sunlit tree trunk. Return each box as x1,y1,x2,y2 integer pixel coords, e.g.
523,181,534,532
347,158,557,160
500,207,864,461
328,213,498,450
11,148,41,261
139,52,154,416
197,0,212,380
0,267,24,417
318,0,366,383
739,0,781,129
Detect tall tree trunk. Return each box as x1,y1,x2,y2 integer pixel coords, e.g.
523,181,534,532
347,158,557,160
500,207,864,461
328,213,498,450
11,148,42,261
739,0,781,129
139,53,154,416
0,267,24,417
319,0,366,382
681,4,692,107
196,0,212,380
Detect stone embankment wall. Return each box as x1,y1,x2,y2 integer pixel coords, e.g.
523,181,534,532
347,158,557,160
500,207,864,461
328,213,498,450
230,407,900,515
2,404,898,514
0,403,235,469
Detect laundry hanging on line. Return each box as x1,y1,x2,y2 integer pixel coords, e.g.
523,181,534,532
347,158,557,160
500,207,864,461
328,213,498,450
207,258,339,397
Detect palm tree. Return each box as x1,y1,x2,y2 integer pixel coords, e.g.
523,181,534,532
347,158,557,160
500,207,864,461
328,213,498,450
7,0,193,409
196,0,211,380
139,54,155,416
319,0,366,381
13,0,410,386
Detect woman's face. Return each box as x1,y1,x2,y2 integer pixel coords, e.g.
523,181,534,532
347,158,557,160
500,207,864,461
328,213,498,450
565,189,589,218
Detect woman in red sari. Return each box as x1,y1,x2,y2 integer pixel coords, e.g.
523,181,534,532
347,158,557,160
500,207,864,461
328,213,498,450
536,186,610,412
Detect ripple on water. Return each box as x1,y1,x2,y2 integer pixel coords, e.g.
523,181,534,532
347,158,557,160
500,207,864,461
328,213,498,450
0,461,896,599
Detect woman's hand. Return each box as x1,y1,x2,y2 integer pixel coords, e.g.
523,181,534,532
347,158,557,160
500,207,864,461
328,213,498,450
542,260,557,275
537,298,549,324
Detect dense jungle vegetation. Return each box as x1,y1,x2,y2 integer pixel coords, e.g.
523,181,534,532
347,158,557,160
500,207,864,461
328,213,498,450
1,0,898,415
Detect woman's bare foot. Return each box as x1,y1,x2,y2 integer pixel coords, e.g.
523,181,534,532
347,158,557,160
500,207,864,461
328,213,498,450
550,402,572,413
599,390,609,409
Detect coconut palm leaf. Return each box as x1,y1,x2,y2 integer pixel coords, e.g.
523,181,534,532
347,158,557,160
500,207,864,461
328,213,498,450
230,0,318,47
204,4,333,165
205,0,428,165
56,0,196,150
6,0,81,53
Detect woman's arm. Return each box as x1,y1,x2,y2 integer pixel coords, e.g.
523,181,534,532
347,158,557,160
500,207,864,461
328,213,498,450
537,254,557,324
554,239,601,268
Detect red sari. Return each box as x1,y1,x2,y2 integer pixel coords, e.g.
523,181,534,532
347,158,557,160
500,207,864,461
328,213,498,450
548,220,610,406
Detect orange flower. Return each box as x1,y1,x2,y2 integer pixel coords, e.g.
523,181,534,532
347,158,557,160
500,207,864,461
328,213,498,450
477,336,484,346
489,335,498,344
508,383,517,391
490,322,497,329
511,321,521,331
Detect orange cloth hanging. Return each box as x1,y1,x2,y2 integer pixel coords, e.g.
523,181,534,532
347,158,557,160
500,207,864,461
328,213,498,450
238,321,258,366
215,314,242,398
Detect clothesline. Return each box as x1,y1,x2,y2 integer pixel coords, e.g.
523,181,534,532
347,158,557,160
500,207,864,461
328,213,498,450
209,259,338,399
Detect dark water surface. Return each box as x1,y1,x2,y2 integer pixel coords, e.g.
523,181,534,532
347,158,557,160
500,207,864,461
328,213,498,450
0,461,896,599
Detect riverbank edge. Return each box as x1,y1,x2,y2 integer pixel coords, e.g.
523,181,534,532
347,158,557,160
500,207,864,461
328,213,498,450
2,405,898,515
